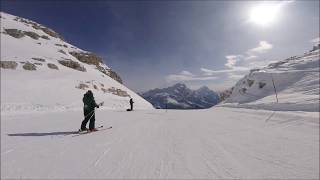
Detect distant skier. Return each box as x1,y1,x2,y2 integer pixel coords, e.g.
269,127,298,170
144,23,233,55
81,90,100,131
129,98,134,111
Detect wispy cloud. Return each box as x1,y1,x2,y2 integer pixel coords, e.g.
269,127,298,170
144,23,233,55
225,55,242,68
244,55,258,61
200,67,249,76
180,70,194,76
165,40,273,90
247,41,273,54
224,41,273,69
227,73,246,80
165,70,217,83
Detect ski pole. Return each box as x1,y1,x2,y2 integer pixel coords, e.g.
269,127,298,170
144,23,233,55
87,111,95,122
83,109,95,120
82,102,103,120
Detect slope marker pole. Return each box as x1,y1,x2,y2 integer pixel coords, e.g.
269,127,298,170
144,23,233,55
271,74,279,103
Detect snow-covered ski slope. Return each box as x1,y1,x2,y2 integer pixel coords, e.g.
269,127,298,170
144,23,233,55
1,11,319,179
220,49,319,112
0,12,153,113
1,108,318,179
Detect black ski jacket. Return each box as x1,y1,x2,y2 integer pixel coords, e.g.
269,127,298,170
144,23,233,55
83,94,99,111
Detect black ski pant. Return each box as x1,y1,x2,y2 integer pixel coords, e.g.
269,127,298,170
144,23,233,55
130,103,133,111
81,109,95,130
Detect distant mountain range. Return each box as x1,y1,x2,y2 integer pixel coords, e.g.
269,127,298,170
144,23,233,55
140,83,220,109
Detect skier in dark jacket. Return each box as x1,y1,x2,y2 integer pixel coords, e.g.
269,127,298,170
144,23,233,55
81,90,99,131
129,98,134,111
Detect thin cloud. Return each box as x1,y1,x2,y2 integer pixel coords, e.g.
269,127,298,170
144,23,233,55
165,70,217,83
247,41,273,54
245,55,258,61
200,67,249,76
223,41,273,69
228,73,245,80
180,70,194,76
166,40,273,88
225,55,243,68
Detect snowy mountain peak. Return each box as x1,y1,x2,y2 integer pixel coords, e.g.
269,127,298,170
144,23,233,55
196,86,211,93
0,12,153,113
141,83,219,109
172,83,187,90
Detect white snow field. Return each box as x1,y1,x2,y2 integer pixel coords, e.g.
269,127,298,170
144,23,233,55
221,49,319,112
1,108,319,179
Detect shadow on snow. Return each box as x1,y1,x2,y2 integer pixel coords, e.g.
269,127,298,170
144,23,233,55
7,131,79,137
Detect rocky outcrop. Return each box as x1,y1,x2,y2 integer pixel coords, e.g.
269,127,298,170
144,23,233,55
47,63,58,70
22,62,37,71
58,59,86,72
58,49,67,55
40,27,64,40
32,57,45,62
218,87,233,102
258,82,266,89
70,51,123,84
69,51,103,66
106,87,130,97
247,79,254,87
76,83,89,90
55,44,68,48
23,31,40,40
4,29,24,38
4,28,46,41
13,16,64,40
41,35,50,40
108,69,123,84
0,61,18,69
76,81,129,97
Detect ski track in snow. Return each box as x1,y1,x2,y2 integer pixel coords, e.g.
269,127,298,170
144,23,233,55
1,107,319,179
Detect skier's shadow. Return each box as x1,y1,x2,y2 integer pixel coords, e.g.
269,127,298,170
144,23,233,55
8,131,79,137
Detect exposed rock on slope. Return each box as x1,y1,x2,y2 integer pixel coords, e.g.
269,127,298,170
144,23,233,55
0,11,153,113
219,45,319,112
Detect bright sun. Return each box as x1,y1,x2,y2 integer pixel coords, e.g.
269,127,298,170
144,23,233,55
249,3,281,26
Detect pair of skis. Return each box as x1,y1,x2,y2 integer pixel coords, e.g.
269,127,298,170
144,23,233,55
72,126,112,137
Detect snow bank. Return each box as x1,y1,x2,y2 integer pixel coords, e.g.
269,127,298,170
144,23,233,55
220,50,319,112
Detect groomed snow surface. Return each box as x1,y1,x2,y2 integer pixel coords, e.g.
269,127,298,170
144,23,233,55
1,107,319,179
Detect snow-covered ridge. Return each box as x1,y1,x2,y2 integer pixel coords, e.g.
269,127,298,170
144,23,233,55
220,48,320,112
140,83,219,109
0,12,153,113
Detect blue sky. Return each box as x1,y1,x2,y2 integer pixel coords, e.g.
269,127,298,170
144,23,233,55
1,0,319,92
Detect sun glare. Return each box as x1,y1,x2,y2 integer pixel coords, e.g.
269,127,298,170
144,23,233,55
249,3,281,26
